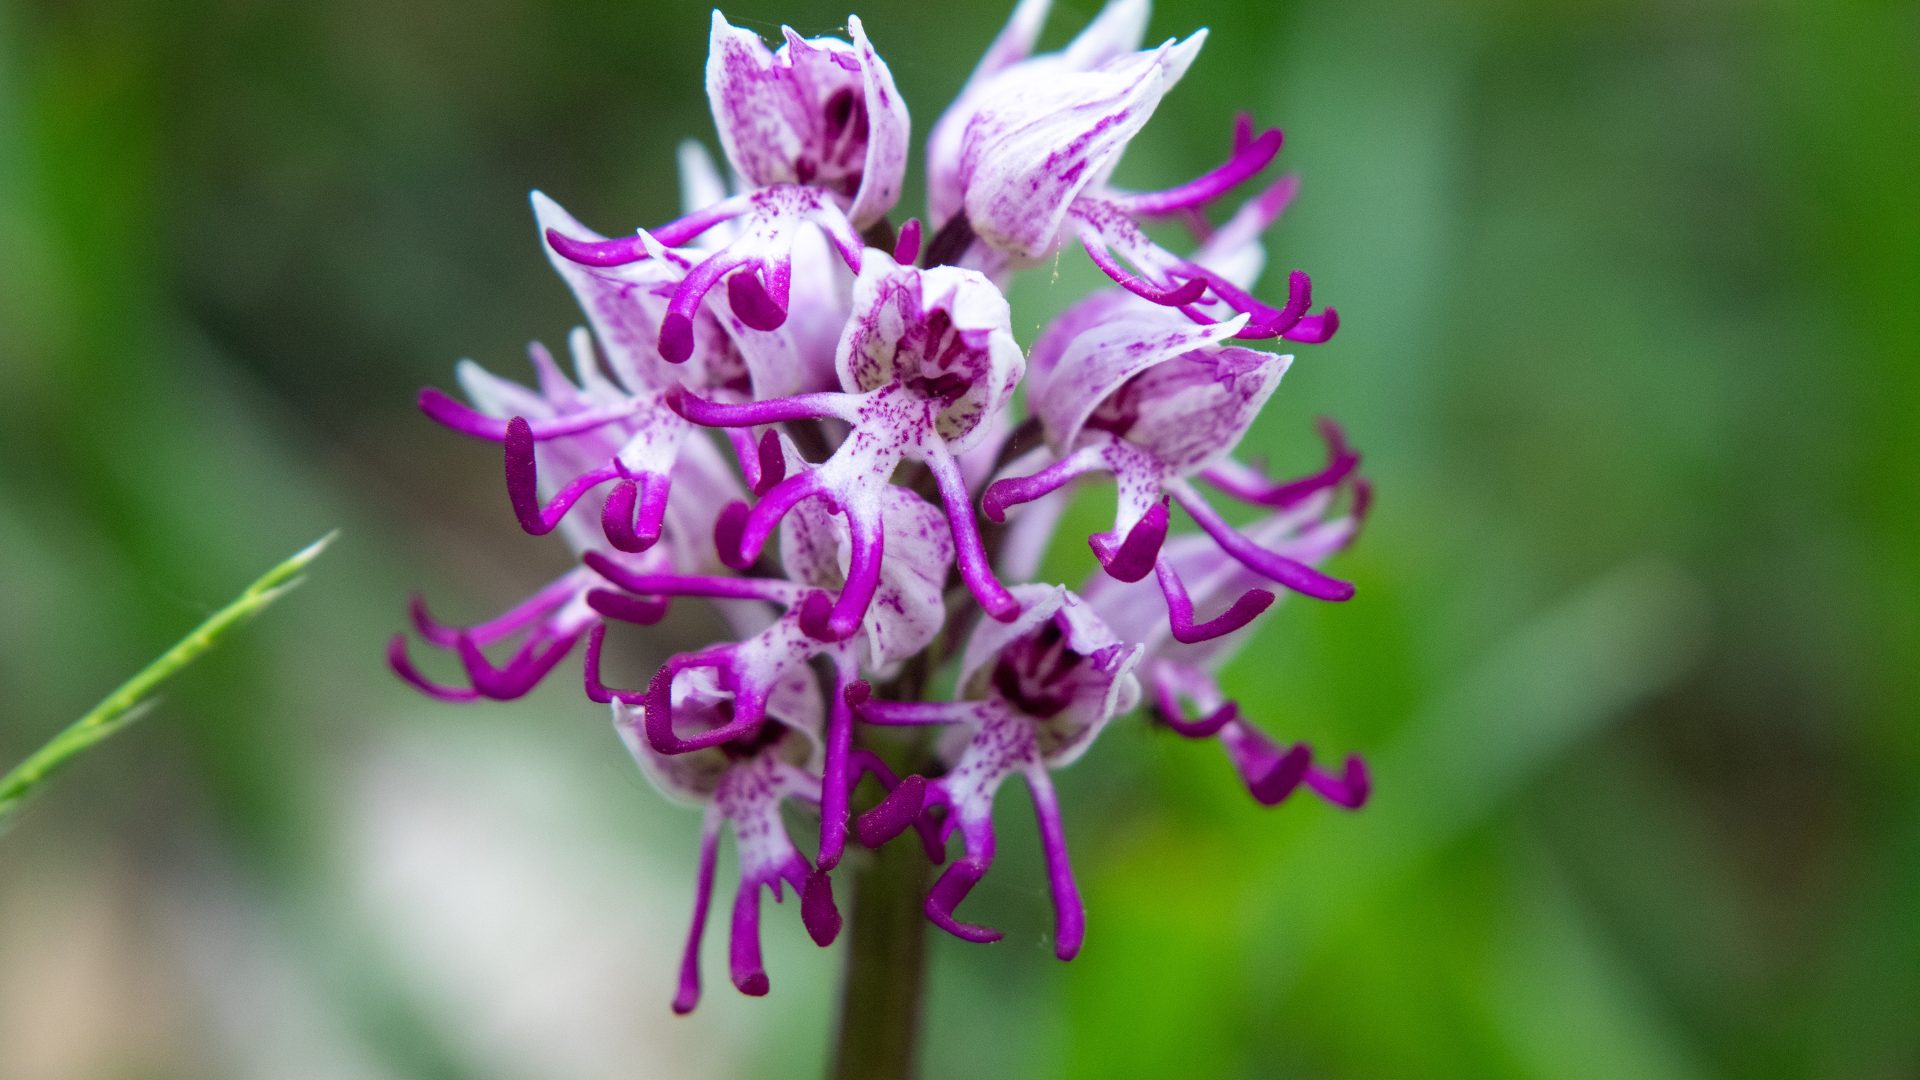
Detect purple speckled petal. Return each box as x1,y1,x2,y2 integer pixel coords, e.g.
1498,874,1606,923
927,0,1150,229
1029,311,1251,461
958,32,1206,260
835,255,1025,453
843,15,909,228
955,585,1141,766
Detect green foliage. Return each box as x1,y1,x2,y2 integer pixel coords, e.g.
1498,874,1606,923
0,535,333,832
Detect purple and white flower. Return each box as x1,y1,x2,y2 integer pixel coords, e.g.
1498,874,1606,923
669,251,1026,635
923,0,1336,344
1082,449,1373,808
392,1,1376,1014
613,669,839,1012
541,15,905,364
857,586,1141,960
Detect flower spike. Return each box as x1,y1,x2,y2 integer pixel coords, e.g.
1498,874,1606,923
394,1,1377,1015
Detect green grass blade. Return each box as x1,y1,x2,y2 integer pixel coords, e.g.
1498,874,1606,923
0,532,336,833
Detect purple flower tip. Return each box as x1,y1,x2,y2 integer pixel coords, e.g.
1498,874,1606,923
925,859,1003,944
1247,743,1314,805
544,226,648,268
753,430,787,496
728,270,789,331
502,416,541,526
658,313,696,364
802,870,842,946
894,217,922,264
855,773,927,848
1309,754,1371,809
713,501,755,571
586,587,669,626
1090,499,1170,582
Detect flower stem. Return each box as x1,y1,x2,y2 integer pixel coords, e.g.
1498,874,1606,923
828,828,932,1080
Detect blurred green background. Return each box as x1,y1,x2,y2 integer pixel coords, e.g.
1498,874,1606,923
3,0,1916,1076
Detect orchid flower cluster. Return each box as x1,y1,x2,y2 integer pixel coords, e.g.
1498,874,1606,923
392,0,1371,1014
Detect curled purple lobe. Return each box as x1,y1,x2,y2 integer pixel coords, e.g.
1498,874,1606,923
389,574,594,703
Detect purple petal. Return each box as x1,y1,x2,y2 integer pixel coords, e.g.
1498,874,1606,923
502,416,625,536
1173,482,1356,602
802,869,842,947
1088,497,1169,582
672,817,723,1014
924,857,1004,944
1024,764,1085,960
600,471,673,553
959,33,1206,260
1156,556,1277,644
893,217,922,265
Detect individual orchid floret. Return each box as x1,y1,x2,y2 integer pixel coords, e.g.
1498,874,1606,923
388,566,614,704
707,12,908,228
543,13,904,363
612,672,840,1012
419,200,730,557
1081,462,1371,809
585,460,952,873
671,251,1026,635
927,0,1336,343
986,306,1355,641
858,586,1142,960
390,323,744,703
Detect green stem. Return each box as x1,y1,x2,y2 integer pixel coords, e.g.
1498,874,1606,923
828,830,932,1080
0,533,334,833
